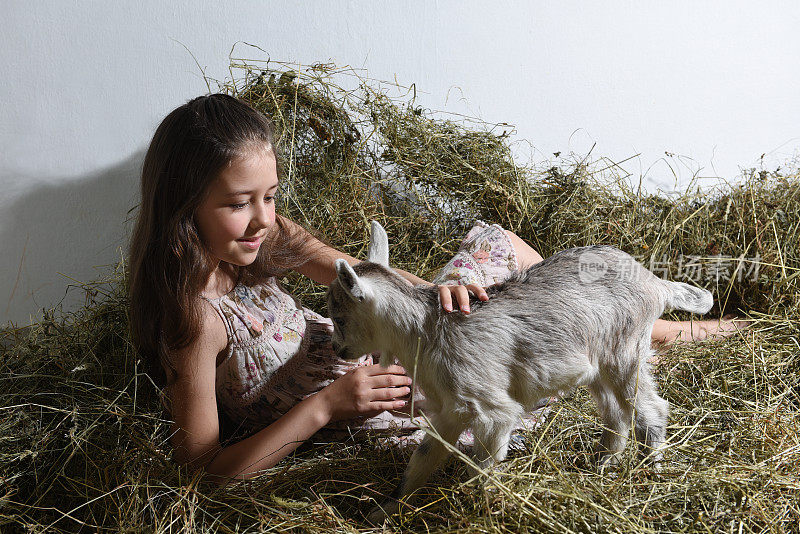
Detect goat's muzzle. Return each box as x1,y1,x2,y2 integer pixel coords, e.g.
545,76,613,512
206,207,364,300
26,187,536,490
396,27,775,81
332,340,356,361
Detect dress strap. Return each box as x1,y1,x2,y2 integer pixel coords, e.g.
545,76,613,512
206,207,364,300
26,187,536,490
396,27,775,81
200,295,236,343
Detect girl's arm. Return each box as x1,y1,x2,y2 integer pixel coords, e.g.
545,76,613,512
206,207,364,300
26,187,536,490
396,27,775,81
284,218,488,312
205,361,409,483
283,217,426,286
168,300,410,483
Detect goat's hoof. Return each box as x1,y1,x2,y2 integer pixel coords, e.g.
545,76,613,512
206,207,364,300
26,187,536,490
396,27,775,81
645,450,664,472
651,460,663,473
481,480,503,497
367,501,397,524
367,507,387,524
635,445,664,471
597,452,621,470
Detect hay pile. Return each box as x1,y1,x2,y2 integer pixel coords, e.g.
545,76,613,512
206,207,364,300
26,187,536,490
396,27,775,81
1,60,798,533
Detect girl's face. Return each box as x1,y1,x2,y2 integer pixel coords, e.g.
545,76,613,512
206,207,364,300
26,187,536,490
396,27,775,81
194,148,278,267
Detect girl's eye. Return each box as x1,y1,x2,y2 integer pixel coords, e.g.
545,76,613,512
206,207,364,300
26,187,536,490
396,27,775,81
230,193,275,210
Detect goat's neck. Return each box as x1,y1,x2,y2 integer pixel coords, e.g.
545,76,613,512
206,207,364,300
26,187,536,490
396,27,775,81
370,285,435,365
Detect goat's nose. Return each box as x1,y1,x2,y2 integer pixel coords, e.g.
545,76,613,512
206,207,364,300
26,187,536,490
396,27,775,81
332,342,352,360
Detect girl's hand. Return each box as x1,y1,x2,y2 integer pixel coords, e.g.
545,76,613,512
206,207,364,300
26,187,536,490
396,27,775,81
392,267,489,314
438,283,489,314
320,362,412,423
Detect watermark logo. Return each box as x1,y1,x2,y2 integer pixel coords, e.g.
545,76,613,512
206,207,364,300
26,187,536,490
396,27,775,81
578,251,608,283
648,253,761,283
576,251,761,285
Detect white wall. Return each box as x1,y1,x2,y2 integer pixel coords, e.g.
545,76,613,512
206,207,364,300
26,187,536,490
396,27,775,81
2,1,798,326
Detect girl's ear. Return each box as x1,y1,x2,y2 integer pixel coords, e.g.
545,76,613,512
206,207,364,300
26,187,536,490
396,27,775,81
367,221,389,267
335,259,370,301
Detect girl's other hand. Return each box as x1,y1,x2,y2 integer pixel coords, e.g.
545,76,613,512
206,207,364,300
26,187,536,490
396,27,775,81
320,363,412,422
392,269,488,314
438,283,489,314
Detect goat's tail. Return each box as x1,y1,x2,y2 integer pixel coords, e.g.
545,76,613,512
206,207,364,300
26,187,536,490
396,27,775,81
660,280,714,314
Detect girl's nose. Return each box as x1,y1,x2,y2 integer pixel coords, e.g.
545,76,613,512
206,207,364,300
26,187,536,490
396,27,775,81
252,201,272,229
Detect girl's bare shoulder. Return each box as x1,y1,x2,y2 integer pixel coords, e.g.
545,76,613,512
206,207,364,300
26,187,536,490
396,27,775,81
169,299,228,379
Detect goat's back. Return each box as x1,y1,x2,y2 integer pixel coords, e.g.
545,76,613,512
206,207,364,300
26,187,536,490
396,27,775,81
420,246,672,393
450,245,669,330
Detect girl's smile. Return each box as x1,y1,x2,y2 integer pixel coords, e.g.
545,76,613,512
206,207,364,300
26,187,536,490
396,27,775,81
236,235,264,250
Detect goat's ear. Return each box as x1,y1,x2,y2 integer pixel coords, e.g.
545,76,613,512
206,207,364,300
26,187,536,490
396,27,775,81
335,259,369,301
367,221,389,267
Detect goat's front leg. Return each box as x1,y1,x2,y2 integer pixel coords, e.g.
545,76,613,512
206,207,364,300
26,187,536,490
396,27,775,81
369,413,466,523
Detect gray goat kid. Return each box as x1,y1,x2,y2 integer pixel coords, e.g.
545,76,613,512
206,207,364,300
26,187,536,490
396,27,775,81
327,221,713,519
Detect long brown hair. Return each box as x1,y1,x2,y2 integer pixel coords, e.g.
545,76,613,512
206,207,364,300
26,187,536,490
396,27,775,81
129,93,306,386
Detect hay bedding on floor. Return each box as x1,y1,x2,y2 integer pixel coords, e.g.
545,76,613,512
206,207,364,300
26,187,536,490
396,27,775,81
1,59,798,533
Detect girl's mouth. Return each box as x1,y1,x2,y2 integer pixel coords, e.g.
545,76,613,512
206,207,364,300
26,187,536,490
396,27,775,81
237,237,262,250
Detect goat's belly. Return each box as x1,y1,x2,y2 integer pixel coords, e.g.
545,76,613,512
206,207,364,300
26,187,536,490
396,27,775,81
508,359,598,405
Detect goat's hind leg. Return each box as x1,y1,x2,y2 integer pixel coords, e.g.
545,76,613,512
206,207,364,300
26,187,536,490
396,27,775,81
471,411,520,476
614,340,669,464
369,413,466,522
589,378,632,466
628,361,669,464
597,346,669,467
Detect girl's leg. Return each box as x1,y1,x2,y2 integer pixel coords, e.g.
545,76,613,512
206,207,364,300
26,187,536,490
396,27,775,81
504,231,748,346
651,315,749,345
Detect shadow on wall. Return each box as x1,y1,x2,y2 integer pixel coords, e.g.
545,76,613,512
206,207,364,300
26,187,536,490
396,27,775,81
1,151,143,327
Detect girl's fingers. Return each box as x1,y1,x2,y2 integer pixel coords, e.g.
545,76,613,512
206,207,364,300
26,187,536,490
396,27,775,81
372,400,408,412
438,285,454,312
437,283,491,313
372,374,413,388
452,285,471,313
371,386,411,401
364,363,407,376
466,283,489,301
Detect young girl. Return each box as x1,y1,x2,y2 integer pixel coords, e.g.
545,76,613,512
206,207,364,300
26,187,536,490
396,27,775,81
128,93,743,483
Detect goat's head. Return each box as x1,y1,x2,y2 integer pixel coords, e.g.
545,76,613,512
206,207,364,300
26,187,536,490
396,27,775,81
326,221,400,360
